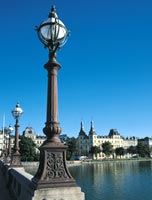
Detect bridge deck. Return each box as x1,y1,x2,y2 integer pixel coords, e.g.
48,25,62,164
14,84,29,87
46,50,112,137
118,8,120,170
0,168,14,200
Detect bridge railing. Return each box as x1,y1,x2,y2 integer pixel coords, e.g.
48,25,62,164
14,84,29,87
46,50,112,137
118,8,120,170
0,160,34,200
0,160,84,200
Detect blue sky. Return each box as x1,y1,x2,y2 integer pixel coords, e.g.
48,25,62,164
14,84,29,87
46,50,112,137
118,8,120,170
1,0,152,138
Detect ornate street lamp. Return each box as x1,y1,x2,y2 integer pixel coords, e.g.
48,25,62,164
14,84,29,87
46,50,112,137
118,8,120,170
32,5,76,189
11,103,23,167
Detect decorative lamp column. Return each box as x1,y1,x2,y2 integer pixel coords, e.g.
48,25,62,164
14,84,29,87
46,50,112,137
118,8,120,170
32,5,76,189
11,103,23,167
7,124,13,157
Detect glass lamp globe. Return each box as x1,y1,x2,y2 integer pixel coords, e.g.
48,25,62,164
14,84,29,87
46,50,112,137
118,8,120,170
36,5,69,51
8,124,13,133
12,103,23,119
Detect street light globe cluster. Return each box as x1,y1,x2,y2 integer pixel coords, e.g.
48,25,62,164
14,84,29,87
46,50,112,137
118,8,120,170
36,5,70,52
11,103,23,119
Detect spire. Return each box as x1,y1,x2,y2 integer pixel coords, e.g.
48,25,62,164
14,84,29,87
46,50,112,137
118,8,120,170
79,121,87,136
89,121,96,135
90,121,94,131
2,113,5,151
80,121,84,131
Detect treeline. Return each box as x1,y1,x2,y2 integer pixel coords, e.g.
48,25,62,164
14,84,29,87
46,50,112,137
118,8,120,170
90,141,151,159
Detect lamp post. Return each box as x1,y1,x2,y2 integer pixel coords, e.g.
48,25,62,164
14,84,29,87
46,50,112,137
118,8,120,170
32,5,76,189
11,103,23,167
7,124,14,157
2,125,13,163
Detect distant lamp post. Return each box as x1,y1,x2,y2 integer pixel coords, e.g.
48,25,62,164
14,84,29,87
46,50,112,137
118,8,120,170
7,124,13,157
32,5,76,189
3,125,13,163
11,103,23,167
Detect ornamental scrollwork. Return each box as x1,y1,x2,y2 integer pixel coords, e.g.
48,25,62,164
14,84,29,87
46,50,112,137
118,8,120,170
44,152,68,179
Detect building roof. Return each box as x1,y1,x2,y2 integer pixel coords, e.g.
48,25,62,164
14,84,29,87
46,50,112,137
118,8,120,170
22,126,36,136
108,129,120,137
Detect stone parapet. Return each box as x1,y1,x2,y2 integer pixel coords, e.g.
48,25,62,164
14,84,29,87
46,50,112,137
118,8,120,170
0,160,85,200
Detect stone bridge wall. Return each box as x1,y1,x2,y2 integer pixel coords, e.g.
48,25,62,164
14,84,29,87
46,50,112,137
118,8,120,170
0,160,34,200
0,160,84,200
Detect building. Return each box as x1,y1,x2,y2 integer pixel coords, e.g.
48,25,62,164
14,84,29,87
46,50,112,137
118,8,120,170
22,127,67,150
0,128,14,156
77,121,138,159
138,137,152,147
123,136,138,149
23,127,46,149
78,122,89,157
0,125,69,157
0,130,4,156
0,124,147,159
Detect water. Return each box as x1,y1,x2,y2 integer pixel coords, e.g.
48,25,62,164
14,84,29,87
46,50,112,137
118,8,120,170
69,160,152,200
26,160,152,200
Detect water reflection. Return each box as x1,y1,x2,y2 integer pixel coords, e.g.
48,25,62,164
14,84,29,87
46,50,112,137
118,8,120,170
69,161,152,200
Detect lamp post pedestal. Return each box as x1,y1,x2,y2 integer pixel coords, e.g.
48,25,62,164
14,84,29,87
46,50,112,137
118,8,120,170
10,151,21,167
32,142,77,189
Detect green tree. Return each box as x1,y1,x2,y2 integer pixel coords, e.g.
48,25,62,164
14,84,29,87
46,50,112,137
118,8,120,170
136,143,150,157
102,141,113,158
19,136,39,161
89,146,101,159
66,137,77,160
115,147,125,158
127,146,137,156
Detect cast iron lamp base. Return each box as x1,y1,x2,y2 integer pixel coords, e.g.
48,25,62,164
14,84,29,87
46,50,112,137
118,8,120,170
32,141,76,189
10,152,22,167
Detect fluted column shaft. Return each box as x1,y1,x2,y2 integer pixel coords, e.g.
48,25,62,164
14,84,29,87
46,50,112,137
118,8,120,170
43,52,62,143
